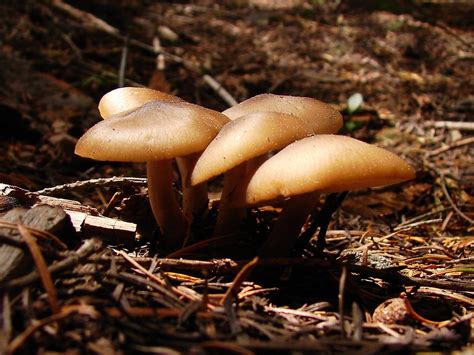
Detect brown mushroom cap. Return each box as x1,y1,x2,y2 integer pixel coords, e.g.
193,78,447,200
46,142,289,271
191,110,342,185
223,93,341,123
231,135,416,206
76,100,230,161
98,87,184,119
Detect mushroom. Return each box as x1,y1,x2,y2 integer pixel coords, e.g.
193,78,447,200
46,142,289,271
228,134,416,257
97,87,207,226
75,100,230,250
222,93,340,121
191,95,342,235
98,87,185,118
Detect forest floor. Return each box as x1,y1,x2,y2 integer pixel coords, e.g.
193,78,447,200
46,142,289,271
0,1,473,353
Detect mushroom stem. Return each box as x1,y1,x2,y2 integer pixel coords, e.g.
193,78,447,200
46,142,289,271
214,156,267,236
214,165,247,236
259,191,320,257
176,154,209,223
146,160,188,250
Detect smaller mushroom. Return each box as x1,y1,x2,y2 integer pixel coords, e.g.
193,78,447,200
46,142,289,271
96,87,208,224
222,93,342,122
98,87,184,118
191,95,342,235
228,135,416,257
75,100,229,250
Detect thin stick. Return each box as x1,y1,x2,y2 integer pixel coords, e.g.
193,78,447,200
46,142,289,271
220,257,259,306
18,225,59,314
202,74,238,107
118,250,195,303
425,121,474,131
51,0,120,35
427,136,474,156
36,177,148,196
118,36,129,87
440,174,473,224
338,266,348,338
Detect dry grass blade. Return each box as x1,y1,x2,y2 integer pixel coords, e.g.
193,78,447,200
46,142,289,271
17,224,59,314
338,266,348,338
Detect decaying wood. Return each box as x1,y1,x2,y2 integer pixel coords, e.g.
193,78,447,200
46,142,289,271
0,238,102,290
0,205,71,282
36,176,148,196
0,183,137,241
67,211,136,241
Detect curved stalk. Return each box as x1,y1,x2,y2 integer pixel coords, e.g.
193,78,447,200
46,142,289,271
146,160,188,251
259,192,320,257
176,153,209,223
214,155,267,236
214,165,248,236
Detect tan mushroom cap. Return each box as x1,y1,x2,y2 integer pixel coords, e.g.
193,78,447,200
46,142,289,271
75,100,230,162
231,135,416,206
98,87,185,118
191,110,343,185
223,93,341,123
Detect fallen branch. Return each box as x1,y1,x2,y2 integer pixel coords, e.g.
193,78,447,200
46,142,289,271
36,177,148,196
425,121,474,131
50,0,120,36
203,74,238,107
427,136,474,156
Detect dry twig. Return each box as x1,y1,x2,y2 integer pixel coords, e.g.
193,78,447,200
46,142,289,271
17,224,59,314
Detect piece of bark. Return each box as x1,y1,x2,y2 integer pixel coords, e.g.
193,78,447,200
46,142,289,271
67,210,136,241
0,183,99,215
0,183,136,241
0,205,72,282
0,184,39,209
0,195,23,212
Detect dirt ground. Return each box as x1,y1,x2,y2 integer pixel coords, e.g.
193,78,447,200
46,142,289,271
0,0,473,353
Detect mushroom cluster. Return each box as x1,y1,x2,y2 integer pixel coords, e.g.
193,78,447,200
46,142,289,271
75,88,415,256
75,88,230,250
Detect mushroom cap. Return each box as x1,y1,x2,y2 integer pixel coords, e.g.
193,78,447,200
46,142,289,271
98,87,184,118
191,109,342,185
230,135,416,206
223,93,341,123
75,100,230,162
